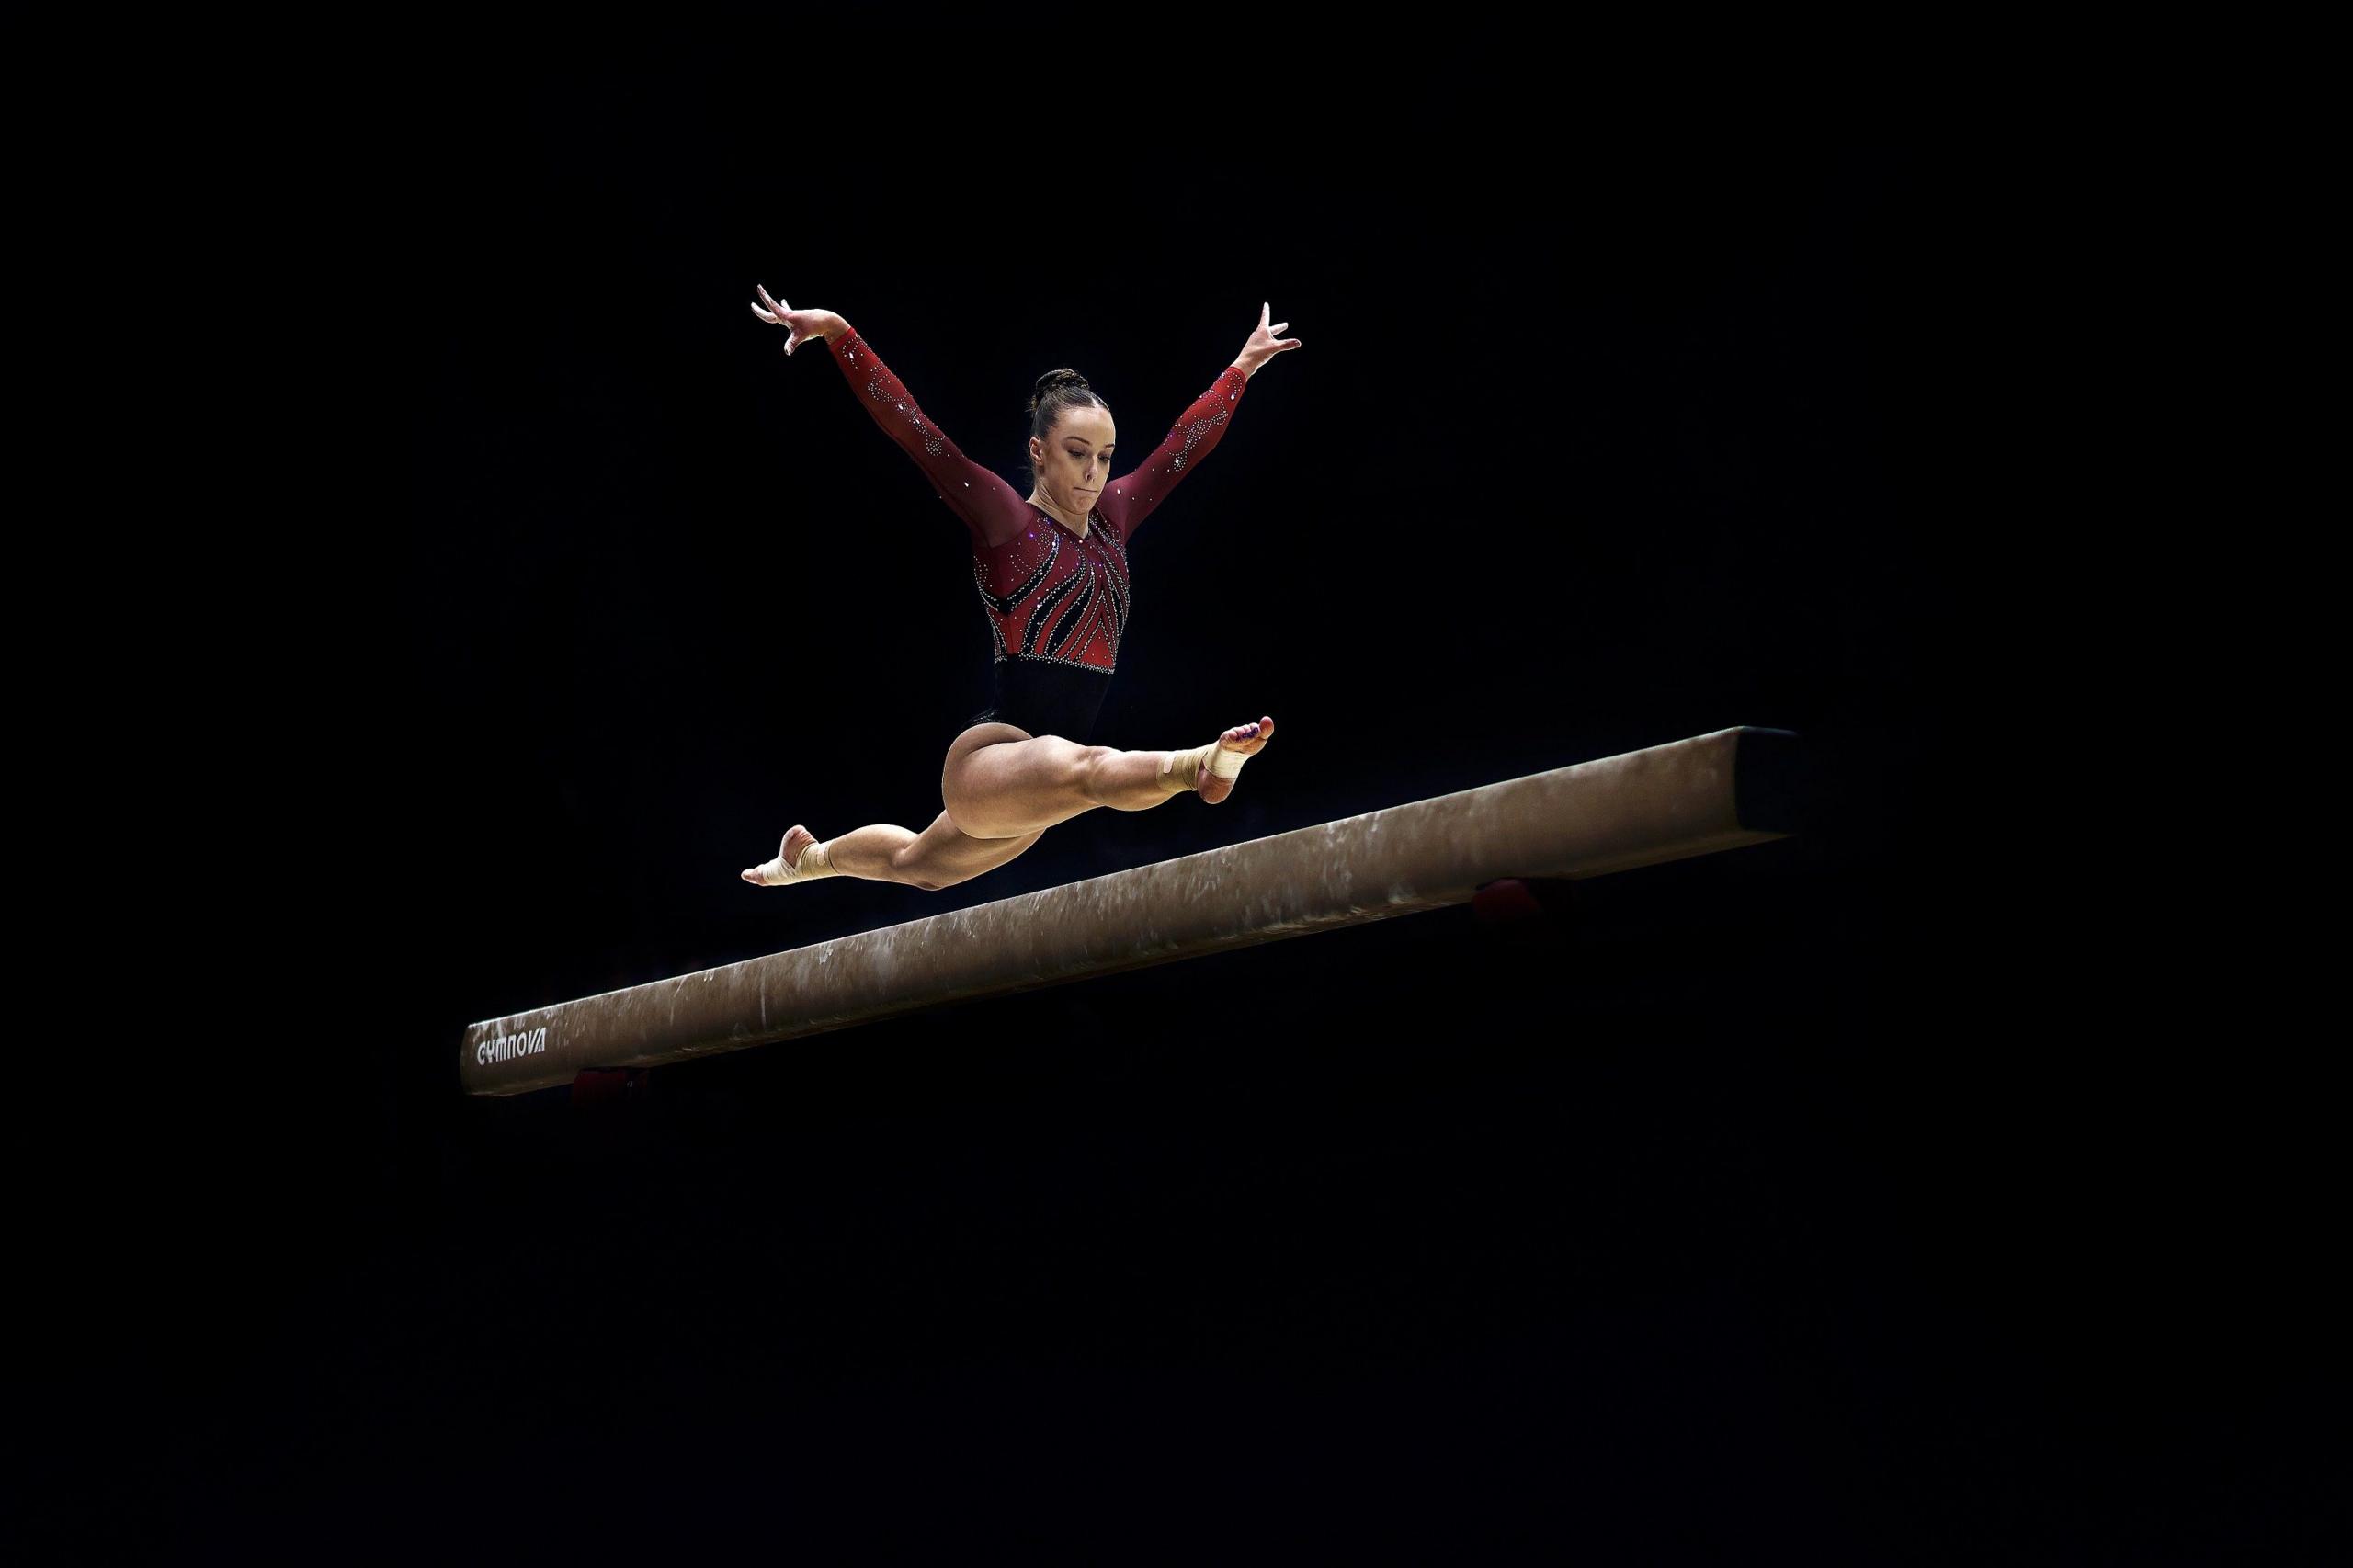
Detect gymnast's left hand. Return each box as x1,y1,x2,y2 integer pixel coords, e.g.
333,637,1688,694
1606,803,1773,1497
1234,301,1302,379
749,284,845,358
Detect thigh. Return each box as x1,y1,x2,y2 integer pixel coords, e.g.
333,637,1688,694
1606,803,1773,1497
941,722,1098,839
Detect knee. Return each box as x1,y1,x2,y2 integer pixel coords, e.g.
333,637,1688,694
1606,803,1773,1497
889,847,951,892
1072,744,1118,802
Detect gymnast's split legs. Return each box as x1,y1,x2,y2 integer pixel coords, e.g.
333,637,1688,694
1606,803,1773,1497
742,716,1276,892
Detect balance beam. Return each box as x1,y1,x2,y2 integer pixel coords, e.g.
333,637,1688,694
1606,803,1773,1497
461,726,1801,1096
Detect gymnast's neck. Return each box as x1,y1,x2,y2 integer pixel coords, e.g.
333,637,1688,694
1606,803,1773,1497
1025,491,1091,536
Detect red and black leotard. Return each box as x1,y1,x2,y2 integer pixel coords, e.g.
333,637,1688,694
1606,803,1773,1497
822,325,1249,744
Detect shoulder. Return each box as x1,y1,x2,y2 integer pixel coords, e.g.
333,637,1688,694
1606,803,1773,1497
973,501,1047,553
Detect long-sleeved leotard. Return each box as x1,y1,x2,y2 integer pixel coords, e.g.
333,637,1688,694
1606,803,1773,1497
821,324,1248,745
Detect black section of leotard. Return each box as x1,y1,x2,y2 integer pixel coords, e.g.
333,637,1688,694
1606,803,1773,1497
964,657,1112,744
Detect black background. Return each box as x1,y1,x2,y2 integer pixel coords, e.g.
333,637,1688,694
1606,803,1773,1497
23,40,2335,1561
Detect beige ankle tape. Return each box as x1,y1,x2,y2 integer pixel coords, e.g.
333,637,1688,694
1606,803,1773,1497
1159,739,1250,791
755,838,839,883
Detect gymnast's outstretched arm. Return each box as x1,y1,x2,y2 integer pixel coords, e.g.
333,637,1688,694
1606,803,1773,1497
1099,301,1302,541
750,285,1030,550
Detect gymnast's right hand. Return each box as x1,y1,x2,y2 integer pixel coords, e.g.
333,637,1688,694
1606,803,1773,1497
749,285,846,358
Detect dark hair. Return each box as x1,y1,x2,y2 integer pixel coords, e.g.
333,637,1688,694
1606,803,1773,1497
1023,369,1111,488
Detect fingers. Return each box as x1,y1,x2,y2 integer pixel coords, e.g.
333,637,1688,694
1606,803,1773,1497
1259,301,1299,353
753,284,805,355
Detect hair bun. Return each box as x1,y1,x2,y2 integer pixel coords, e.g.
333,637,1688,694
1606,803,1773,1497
1027,367,1091,415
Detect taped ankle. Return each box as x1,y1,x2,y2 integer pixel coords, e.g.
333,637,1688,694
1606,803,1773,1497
1157,738,1250,792
753,837,839,883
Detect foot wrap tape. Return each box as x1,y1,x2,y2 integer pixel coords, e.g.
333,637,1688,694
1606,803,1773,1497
750,838,839,884
1158,737,1250,793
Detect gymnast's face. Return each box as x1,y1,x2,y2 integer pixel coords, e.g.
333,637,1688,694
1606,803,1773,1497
1031,404,1117,517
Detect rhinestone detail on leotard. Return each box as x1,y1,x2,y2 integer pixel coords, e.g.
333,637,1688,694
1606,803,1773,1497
969,508,1129,667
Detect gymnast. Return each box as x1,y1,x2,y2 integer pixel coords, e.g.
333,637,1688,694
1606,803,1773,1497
741,287,1302,892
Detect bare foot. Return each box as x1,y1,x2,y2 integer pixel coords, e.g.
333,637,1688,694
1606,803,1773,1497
742,824,818,886
1196,715,1275,805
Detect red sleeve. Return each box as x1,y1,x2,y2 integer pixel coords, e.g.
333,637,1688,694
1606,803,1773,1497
1097,363,1249,541
823,326,1031,550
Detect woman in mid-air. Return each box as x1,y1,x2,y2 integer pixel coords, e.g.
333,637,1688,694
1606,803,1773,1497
741,286,1302,893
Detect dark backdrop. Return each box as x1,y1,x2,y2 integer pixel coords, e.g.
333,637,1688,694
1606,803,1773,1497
27,43,2329,1562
